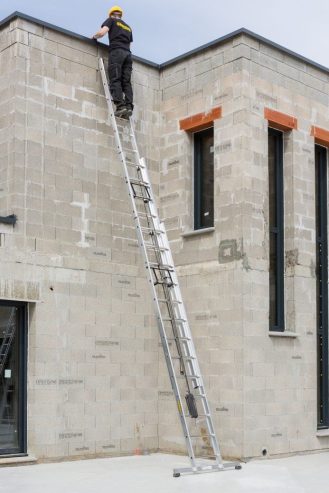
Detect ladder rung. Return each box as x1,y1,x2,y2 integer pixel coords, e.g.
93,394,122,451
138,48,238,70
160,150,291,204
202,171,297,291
176,374,200,380
158,298,182,304
167,337,191,342
172,356,195,361
130,178,150,187
133,194,152,202
149,263,174,271
141,227,164,235
122,147,138,154
184,413,210,418
135,212,157,219
162,317,186,322
126,161,140,168
154,280,177,287
189,433,215,438
144,243,169,252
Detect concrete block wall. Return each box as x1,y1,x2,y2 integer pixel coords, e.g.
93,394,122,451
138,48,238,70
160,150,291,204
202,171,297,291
2,13,329,462
238,33,328,458
0,16,161,460
158,32,329,460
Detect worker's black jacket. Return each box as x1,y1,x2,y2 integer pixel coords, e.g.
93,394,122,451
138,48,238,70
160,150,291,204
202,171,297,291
101,17,133,52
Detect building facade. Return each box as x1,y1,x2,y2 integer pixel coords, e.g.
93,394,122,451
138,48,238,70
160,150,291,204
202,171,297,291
1,12,329,463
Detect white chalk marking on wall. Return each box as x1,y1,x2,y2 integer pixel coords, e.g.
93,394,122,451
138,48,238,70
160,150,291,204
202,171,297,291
71,193,91,248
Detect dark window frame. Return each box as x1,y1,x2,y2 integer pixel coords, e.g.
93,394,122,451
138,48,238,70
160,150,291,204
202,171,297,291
268,128,285,331
0,300,28,456
315,144,329,429
194,127,214,230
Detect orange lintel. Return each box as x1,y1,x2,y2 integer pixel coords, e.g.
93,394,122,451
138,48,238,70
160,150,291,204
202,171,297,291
311,125,329,147
179,107,222,132
264,108,298,132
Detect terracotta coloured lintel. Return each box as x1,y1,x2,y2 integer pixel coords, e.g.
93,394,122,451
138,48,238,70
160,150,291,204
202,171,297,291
311,126,329,147
179,107,222,132
264,108,298,132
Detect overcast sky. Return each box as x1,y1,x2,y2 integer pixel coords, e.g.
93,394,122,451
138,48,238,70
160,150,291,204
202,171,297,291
0,0,328,66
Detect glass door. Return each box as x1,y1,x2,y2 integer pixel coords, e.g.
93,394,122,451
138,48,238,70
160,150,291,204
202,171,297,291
0,302,27,455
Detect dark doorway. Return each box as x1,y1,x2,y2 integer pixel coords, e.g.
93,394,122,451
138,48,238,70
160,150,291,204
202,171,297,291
0,301,27,455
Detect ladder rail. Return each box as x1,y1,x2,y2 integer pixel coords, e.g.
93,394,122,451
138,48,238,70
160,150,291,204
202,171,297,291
0,307,16,375
99,58,197,464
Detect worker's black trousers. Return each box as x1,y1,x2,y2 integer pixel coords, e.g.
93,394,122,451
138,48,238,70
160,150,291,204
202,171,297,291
108,48,133,110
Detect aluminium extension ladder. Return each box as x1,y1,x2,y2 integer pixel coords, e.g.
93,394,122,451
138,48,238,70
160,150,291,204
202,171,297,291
99,58,241,477
0,307,16,376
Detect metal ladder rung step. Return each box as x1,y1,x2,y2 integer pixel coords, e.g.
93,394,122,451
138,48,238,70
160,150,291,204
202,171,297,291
189,434,215,438
172,356,196,361
184,413,210,418
149,263,174,271
130,178,150,187
162,317,186,323
144,242,169,251
122,147,138,154
153,279,177,287
158,298,182,304
166,337,191,342
167,336,192,342
141,227,164,235
176,374,200,380
115,115,130,121
137,212,157,219
134,193,152,202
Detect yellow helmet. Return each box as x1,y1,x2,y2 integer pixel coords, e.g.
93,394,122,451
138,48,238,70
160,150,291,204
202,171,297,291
109,6,123,16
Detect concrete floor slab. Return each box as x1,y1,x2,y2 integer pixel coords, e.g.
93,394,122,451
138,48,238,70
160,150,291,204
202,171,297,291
0,452,328,493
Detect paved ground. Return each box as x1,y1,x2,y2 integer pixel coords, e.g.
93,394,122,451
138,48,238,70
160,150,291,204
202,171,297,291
1,452,329,493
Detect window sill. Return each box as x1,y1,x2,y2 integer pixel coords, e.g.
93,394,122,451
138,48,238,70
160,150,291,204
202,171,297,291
316,429,329,437
182,227,215,238
269,331,299,338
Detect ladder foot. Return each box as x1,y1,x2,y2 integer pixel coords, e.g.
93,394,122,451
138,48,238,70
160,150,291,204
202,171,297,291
235,464,242,470
173,473,181,478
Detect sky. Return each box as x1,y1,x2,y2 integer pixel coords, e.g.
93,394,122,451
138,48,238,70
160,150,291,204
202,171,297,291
0,0,328,67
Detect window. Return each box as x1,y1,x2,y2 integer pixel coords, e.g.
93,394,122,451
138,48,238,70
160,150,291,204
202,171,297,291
194,127,214,230
268,128,284,331
315,144,329,429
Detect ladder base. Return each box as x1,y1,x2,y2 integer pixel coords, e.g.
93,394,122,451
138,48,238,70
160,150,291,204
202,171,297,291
173,461,242,477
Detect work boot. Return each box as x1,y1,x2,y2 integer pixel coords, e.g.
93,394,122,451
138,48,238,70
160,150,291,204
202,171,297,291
114,106,127,118
125,107,133,118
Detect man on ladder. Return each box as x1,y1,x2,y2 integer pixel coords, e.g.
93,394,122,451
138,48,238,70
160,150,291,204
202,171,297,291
93,6,134,119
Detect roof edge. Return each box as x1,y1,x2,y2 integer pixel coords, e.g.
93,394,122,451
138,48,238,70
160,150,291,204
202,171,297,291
1,12,329,76
0,11,159,69
159,27,329,75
